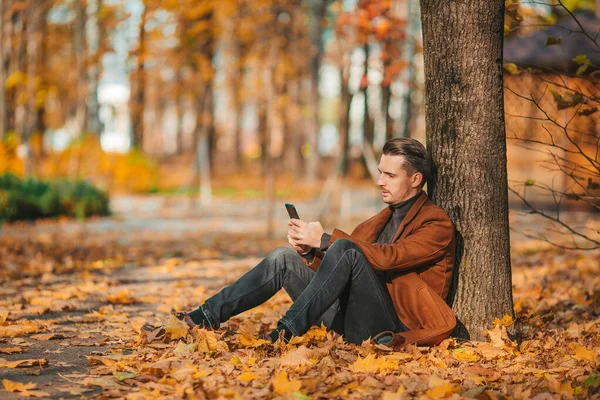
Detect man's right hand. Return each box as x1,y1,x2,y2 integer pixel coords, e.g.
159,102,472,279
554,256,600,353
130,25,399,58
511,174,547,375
287,235,312,255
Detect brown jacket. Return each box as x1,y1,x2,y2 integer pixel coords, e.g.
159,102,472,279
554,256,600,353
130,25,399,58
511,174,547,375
306,191,456,349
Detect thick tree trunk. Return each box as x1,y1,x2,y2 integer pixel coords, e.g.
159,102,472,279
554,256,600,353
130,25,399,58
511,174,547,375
420,0,514,341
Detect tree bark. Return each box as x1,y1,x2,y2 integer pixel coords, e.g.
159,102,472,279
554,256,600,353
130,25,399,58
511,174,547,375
399,0,419,139
420,0,514,341
130,4,148,149
24,3,43,176
86,0,103,135
74,0,88,133
362,44,374,146
305,0,325,182
0,0,10,140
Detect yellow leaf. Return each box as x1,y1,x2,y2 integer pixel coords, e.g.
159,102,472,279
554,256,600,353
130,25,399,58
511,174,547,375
452,348,480,362
304,324,328,341
113,371,136,381
0,358,48,368
238,332,270,348
107,290,135,305
174,340,197,354
0,347,24,354
493,314,513,327
239,372,260,382
426,383,461,399
503,63,520,75
573,54,590,65
2,379,37,392
0,322,38,337
350,353,399,374
271,371,302,395
194,329,228,353
164,315,189,341
131,317,146,334
571,344,595,362
0,311,8,324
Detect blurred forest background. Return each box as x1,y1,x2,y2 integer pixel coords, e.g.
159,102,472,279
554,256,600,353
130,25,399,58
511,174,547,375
0,0,599,234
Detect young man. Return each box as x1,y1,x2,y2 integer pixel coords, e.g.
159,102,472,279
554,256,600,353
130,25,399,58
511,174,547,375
178,138,456,349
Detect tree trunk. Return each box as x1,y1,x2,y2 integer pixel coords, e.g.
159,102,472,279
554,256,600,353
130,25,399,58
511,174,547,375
130,4,148,149
0,0,8,140
74,0,88,133
86,0,103,135
231,28,246,170
399,0,419,139
285,77,303,177
382,43,393,140
305,0,324,182
362,44,374,146
24,3,43,176
34,4,47,143
5,3,17,136
420,0,514,341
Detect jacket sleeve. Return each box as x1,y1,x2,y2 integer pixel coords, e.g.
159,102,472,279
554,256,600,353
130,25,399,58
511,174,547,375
302,249,324,271
328,214,454,272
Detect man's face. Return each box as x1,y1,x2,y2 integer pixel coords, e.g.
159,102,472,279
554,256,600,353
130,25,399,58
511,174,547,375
376,154,422,205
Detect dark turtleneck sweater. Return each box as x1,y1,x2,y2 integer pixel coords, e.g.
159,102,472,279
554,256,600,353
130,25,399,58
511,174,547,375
302,191,422,260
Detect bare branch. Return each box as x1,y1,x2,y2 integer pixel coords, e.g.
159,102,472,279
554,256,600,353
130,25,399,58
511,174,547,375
556,0,599,48
509,187,600,246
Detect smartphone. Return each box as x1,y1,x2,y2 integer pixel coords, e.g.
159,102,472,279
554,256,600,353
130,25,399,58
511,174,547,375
285,203,300,220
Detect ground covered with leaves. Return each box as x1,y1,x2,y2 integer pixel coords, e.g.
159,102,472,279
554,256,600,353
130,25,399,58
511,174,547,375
0,215,599,399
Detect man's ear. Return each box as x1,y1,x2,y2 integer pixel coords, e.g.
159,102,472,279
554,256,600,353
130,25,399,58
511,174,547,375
412,172,423,188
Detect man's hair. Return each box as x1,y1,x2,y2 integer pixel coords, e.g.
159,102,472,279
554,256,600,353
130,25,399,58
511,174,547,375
382,138,432,185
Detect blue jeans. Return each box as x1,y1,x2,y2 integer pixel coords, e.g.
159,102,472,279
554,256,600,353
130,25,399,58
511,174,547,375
192,239,407,344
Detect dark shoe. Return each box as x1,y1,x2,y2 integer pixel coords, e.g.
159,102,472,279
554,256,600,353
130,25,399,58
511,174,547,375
267,324,294,343
258,331,274,343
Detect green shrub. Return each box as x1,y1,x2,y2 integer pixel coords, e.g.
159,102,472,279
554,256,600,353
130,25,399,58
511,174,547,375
0,173,110,222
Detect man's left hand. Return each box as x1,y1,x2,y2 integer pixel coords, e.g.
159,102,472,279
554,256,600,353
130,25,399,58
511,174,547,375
288,219,324,249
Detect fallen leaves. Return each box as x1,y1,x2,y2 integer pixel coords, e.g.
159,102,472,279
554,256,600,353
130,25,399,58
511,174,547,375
0,357,49,368
163,315,189,340
271,371,302,395
1,223,599,399
1,380,50,397
350,353,399,374
0,322,38,337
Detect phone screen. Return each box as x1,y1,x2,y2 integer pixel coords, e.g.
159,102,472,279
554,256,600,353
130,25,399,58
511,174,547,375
285,203,300,220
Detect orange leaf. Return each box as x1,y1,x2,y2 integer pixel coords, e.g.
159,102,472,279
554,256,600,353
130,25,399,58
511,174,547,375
2,379,37,392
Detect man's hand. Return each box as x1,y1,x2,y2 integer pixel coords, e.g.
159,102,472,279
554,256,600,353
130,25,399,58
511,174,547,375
287,235,311,255
288,219,324,249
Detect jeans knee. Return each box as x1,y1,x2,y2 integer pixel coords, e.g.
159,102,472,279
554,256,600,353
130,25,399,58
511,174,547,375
330,238,358,252
265,246,297,265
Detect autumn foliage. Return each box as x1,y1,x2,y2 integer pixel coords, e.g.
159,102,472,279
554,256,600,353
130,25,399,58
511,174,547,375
0,226,599,398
